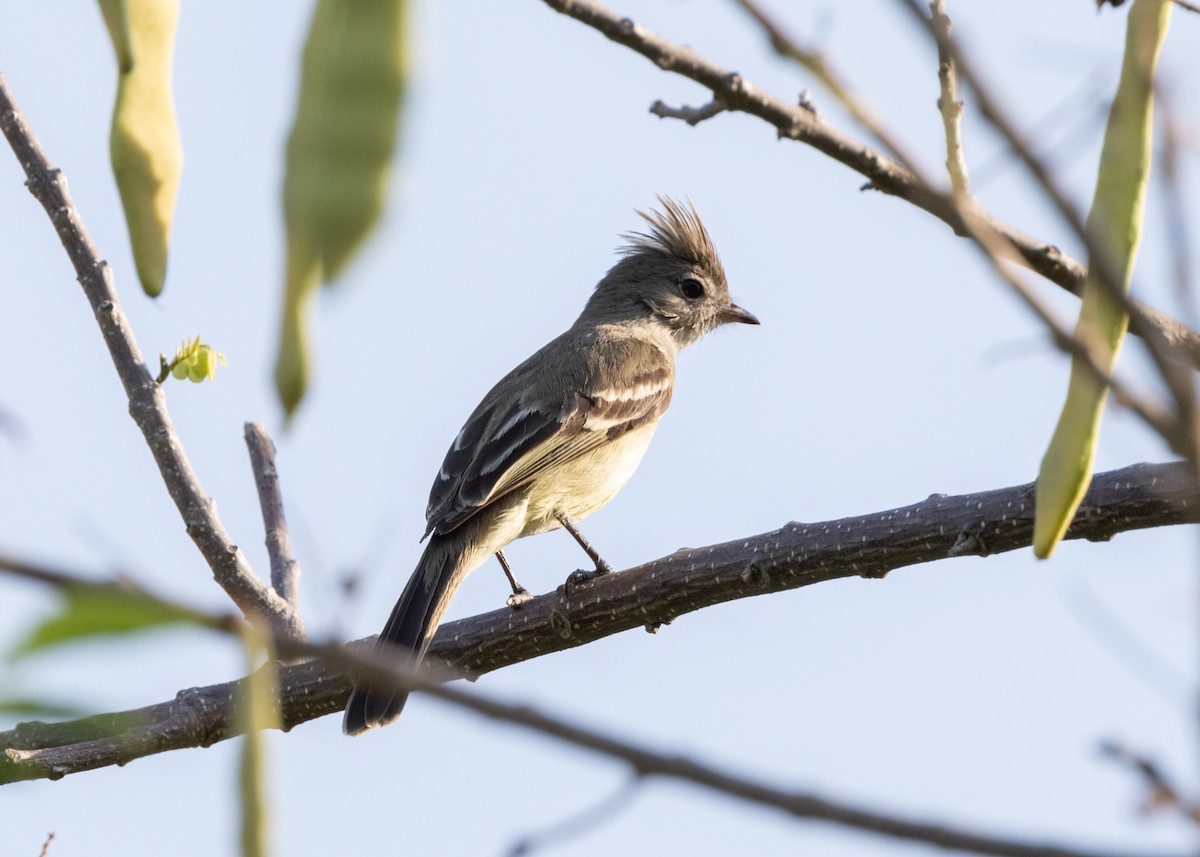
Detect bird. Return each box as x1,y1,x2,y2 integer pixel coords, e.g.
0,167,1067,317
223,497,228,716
343,196,758,735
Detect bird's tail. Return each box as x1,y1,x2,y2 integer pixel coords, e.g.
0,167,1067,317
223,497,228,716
342,533,481,735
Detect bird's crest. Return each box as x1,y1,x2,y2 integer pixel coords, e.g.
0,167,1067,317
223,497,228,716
622,196,721,271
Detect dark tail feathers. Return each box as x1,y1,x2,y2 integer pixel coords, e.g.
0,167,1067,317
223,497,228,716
342,538,464,735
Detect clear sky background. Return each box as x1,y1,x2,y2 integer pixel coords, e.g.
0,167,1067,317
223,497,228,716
2,1,1199,855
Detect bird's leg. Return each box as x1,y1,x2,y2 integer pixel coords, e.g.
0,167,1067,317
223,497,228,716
557,513,614,593
496,550,533,609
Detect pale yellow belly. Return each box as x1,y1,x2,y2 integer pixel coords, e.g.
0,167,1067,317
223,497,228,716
518,422,658,538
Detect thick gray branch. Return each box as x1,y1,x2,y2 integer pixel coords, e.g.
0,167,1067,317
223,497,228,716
3,461,1195,788
0,75,302,638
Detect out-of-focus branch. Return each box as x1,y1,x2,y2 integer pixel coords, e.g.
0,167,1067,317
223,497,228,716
4,477,1195,854
1100,741,1200,825
955,205,1185,453
0,74,302,639
541,0,1200,369
4,460,1197,787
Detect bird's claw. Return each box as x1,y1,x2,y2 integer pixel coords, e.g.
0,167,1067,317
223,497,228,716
505,589,534,609
562,565,611,596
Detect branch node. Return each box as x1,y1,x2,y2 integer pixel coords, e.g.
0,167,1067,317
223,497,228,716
649,98,727,126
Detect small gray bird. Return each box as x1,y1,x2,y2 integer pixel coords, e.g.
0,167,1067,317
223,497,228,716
343,197,757,735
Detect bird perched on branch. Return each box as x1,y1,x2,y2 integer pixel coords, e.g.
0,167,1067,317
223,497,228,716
343,197,758,735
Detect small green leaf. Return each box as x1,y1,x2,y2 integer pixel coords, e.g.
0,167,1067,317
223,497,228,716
10,585,206,660
187,355,209,382
161,336,227,384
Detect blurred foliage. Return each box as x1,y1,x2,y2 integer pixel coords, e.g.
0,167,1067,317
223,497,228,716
98,0,183,297
276,0,409,418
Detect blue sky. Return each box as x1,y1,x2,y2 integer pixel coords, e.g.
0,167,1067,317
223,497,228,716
2,1,1198,855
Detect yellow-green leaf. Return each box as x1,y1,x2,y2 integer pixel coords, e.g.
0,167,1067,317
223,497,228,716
1034,0,1170,557
276,0,408,416
274,242,320,420
99,0,184,297
236,624,280,857
97,0,133,71
161,337,227,384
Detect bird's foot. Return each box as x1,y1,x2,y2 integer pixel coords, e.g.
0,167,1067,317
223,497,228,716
561,562,613,596
505,588,534,609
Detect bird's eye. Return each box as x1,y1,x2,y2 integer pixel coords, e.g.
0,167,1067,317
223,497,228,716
679,278,705,300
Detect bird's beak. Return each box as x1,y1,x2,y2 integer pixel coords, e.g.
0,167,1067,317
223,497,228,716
717,303,760,326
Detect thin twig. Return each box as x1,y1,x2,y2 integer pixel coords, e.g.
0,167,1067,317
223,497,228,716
730,0,925,181
892,0,1200,466
243,422,304,624
1158,85,1196,324
971,77,1107,189
542,0,1200,367
930,0,969,195
1065,581,1193,709
1099,741,1200,824
0,74,303,639
38,833,55,857
505,774,643,857
3,460,1197,786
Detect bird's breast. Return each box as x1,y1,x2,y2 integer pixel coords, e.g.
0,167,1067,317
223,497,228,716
519,421,658,537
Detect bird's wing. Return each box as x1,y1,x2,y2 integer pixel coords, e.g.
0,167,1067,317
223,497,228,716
424,338,673,537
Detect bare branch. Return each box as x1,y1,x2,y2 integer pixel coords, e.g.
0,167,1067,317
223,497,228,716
3,460,1196,787
730,0,923,171
243,422,304,623
541,0,1200,367
5,547,1197,857
930,0,970,195
0,74,302,639
892,0,1200,456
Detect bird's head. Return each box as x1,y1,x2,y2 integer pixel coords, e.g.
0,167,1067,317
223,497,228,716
582,196,758,350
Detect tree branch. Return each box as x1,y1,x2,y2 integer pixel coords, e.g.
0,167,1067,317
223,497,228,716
892,0,1200,457
3,460,1196,787
0,74,302,639
540,0,1200,368
243,422,303,620
930,0,970,195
